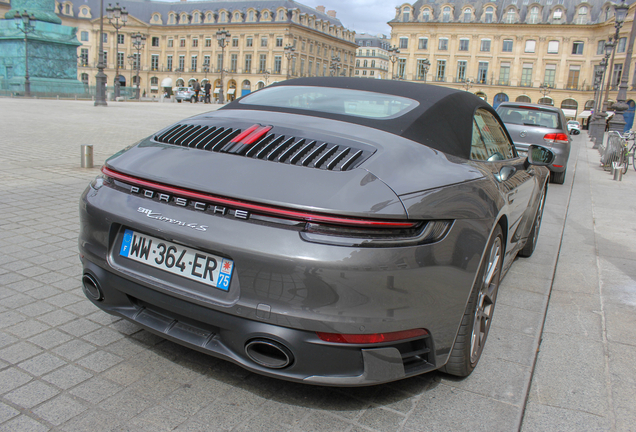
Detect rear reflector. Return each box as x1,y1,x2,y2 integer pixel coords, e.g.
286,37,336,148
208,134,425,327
552,164,563,168
316,329,428,344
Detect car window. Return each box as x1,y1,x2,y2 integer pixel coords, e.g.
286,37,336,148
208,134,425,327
472,109,515,161
497,106,562,129
471,120,489,161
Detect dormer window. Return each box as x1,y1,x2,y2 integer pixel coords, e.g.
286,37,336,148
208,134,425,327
168,13,175,24
553,9,562,21
528,6,539,24
220,11,226,22
484,6,493,23
65,4,70,14
263,11,269,20
206,13,212,21
577,6,588,24
443,6,451,22
403,7,410,22
249,11,254,21
505,8,516,23
234,12,240,21
463,8,471,22
279,10,285,21
422,9,430,22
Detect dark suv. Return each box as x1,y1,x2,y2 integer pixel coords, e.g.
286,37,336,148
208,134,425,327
497,102,571,184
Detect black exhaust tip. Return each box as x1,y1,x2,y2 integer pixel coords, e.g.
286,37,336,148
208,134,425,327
82,273,103,301
245,339,294,369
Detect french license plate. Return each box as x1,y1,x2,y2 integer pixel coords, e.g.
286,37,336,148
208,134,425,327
119,229,233,291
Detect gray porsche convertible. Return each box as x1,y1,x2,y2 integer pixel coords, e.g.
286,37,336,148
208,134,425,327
79,78,553,386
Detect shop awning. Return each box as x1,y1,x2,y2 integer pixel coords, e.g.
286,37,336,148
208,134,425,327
160,77,173,87
577,110,592,118
562,109,577,118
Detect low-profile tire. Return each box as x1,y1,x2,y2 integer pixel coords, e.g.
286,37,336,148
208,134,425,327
550,170,566,184
519,185,546,258
441,225,504,377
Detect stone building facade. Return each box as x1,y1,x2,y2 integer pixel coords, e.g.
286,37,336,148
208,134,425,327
354,33,392,79
389,0,636,123
0,0,357,98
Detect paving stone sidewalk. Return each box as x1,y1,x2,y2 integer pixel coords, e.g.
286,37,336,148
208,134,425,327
0,98,630,432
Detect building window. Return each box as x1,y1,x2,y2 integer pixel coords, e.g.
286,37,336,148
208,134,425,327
274,55,282,73
422,9,430,22
597,40,605,55
245,54,252,72
191,55,197,71
457,60,467,81
544,65,556,87
80,31,89,42
180,39,186,47
463,8,471,23
439,38,448,51
399,37,408,49
246,37,253,47
418,38,428,49
572,41,584,55
499,63,510,85
521,63,533,86
397,58,406,79
478,62,489,84
459,38,469,51
553,9,562,21
261,37,268,47
276,37,283,47
566,66,580,89
547,40,559,54
151,37,159,47
480,39,491,52
217,54,223,71
192,38,198,47
259,54,267,72
436,60,446,81
151,54,159,71
81,73,88,84
577,6,588,24
231,37,238,47
102,33,108,43
528,6,539,24
618,37,627,53
363,60,368,67
612,63,623,88
442,6,451,22
524,40,536,53
167,55,173,71
80,48,88,66
403,7,410,22
102,51,107,66
484,6,493,23
230,54,237,72
167,38,173,48
178,55,185,71
205,38,211,47
505,8,515,23
502,39,513,52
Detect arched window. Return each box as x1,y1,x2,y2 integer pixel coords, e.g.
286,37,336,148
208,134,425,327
150,77,159,85
249,11,254,21
234,12,240,21
561,98,578,110
493,93,509,109
584,100,595,110
401,7,409,22
538,97,554,106
263,11,269,19
65,4,70,14
577,6,588,24
463,8,471,22
220,12,226,22
443,6,451,22
505,8,516,23
528,6,539,24
279,10,285,20
422,9,430,22
485,6,494,23
176,78,185,86
81,73,89,84
475,91,487,101
516,95,531,103
206,13,212,21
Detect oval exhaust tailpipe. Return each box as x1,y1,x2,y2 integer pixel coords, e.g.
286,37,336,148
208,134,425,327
245,339,294,369
82,273,103,301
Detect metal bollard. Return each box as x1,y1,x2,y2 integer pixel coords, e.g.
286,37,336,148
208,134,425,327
612,162,623,181
81,145,94,168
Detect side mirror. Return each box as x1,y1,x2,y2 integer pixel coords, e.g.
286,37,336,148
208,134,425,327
526,145,555,166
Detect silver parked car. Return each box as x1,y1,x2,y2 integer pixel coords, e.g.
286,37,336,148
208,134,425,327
79,78,554,385
496,102,571,184
175,86,197,103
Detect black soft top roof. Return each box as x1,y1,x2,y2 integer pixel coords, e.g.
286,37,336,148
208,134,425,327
221,77,497,159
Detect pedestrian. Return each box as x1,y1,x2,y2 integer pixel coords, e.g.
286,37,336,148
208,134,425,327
192,79,201,103
204,81,211,104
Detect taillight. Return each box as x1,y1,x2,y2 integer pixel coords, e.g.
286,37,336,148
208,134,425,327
543,133,569,144
316,328,428,344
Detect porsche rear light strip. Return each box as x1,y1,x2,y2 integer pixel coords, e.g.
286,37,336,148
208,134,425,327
102,166,417,229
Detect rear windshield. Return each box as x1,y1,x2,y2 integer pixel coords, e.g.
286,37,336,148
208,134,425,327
497,106,562,129
239,86,419,119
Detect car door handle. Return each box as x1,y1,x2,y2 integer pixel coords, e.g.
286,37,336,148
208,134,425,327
507,191,516,205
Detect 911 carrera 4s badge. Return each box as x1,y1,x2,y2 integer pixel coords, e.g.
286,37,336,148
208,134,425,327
119,229,234,291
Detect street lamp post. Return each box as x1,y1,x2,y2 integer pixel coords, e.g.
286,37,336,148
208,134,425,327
263,70,270,86
130,32,146,100
388,46,400,80
284,44,296,79
590,40,616,145
127,54,134,92
95,0,107,106
462,78,474,92
106,2,128,98
216,28,230,104
610,0,635,131
13,10,35,97
539,83,551,103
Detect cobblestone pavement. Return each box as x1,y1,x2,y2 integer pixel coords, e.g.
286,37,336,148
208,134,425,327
0,98,576,432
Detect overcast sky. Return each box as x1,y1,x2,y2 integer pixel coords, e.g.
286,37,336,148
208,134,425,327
300,0,395,36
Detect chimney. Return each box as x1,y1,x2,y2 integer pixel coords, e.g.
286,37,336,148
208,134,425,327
316,5,325,14
327,10,336,18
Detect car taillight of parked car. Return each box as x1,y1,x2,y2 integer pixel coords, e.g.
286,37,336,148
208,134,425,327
543,133,569,144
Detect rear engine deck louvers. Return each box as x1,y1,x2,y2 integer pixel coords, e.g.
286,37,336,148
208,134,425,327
153,123,373,172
